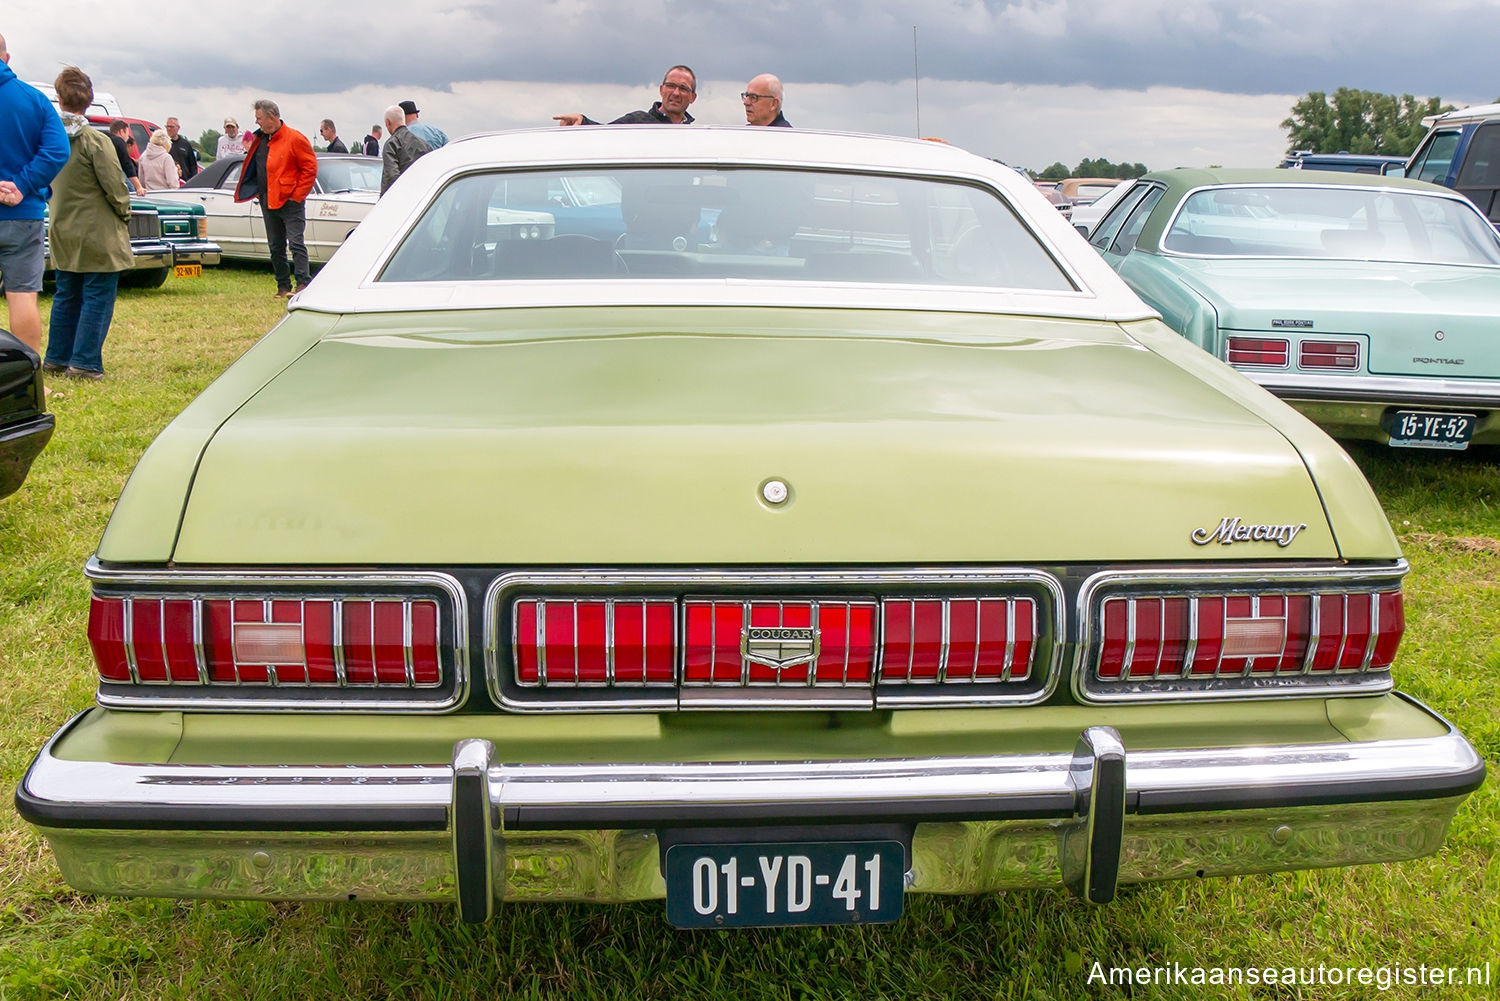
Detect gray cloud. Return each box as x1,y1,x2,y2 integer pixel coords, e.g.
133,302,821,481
12,1,1499,101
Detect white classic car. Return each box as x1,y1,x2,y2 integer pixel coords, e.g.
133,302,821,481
146,153,552,265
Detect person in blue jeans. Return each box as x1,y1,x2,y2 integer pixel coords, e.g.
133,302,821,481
44,66,132,380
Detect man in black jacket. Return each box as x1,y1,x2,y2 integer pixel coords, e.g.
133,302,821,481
320,119,348,153
742,74,792,127
164,117,198,180
361,125,381,156
107,120,146,195
553,65,697,127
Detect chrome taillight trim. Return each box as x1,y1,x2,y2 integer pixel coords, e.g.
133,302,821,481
84,559,469,713
1072,562,1405,704
483,569,1065,712
1298,338,1362,372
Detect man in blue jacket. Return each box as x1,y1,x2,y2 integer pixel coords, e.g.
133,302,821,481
0,33,70,353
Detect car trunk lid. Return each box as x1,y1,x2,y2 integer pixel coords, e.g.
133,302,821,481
171,307,1340,564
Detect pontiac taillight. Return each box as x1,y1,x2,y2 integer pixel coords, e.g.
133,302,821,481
1299,339,1360,370
90,595,444,688
1226,336,1289,367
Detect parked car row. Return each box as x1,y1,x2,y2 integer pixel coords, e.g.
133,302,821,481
1080,168,1500,451
42,197,220,289
14,128,1484,930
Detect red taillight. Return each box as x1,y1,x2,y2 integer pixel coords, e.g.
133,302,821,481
881,598,1035,683
513,598,677,686
1094,590,1401,683
513,596,1034,690
1226,336,1289,367
89,595,444,688
1300,339,1360,370
681,600,877,686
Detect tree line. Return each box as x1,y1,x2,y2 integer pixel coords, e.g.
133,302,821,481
1282,88,1499,157
1035,159,1149,181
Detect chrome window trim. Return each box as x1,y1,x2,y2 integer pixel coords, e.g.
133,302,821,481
84,559,469,713
482,569,1065,712
1155,181,1499,262
361,161,1085,293
1072,562,1406,704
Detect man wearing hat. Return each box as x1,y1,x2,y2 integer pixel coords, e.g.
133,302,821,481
216,116,246,159
400,100,447,150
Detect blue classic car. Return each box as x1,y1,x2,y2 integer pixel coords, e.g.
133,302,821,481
1399,104,1500,226
1091,168,1500,449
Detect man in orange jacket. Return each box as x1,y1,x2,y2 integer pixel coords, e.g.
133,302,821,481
234,99,319,298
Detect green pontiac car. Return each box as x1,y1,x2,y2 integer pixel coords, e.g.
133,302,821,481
1090,169,1500,450
44,197,221,289
16,129,1483,928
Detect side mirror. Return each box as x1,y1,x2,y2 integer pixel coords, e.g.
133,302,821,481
1381,162,1406,177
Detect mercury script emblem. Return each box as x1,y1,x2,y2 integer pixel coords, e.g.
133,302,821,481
742,625,820,671
1191,517,1307,548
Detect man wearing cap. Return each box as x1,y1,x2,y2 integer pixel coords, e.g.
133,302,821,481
234,98,318,298
0,31,71,354
216,116,245,158
361,124,382,157
553,65,697,127
742,74,791,127
164,117,199,180
399,101,447,150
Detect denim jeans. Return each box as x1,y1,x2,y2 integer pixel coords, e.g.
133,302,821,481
262,199,310,292
45,270,120,374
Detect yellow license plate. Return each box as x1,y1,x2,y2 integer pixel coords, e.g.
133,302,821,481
173,264,202,278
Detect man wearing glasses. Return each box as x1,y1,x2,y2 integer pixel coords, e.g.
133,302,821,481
553,65,698,126
742,74,791,127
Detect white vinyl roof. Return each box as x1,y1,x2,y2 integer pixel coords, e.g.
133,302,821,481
293,126,1157,322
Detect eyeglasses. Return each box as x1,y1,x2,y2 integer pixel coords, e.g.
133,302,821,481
661,81,695,94
740,92,775,103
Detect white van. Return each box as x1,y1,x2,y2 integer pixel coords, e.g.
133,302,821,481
29,81,123,119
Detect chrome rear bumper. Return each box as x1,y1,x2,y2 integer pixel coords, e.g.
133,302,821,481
17,697,1484,922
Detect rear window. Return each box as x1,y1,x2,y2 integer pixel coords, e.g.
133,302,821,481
1162,185,1500,266
377,167,1076,291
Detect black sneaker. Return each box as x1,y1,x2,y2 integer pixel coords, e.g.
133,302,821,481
42,362,67,374
63,367,104,381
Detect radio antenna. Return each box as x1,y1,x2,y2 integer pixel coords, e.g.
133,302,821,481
913,26,922,137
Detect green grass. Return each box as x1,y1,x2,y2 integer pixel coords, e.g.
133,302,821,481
2,271,1497,999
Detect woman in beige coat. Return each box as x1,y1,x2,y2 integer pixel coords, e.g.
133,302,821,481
43,66,133,380
138,128,180,190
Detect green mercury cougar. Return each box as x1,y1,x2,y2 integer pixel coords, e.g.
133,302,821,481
16,129,1482,929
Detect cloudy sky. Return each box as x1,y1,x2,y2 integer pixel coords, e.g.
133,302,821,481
7,1,1497,170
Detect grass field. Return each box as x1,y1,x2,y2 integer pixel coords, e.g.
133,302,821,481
2,267,1497,1000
